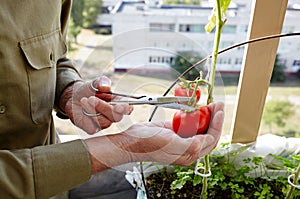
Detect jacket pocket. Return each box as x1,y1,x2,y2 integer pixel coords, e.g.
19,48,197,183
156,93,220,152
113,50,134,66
20,29,67,124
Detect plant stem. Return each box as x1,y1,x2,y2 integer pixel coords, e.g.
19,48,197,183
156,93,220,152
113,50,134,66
285,163,300,199
189,78,210,107
201,0,224,198
200,155,211,199
207,0,224,105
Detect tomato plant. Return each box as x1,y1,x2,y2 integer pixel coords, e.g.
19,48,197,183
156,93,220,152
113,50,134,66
172,75,211,138
174,83,201,105
145,1,234,198
172,106,211,138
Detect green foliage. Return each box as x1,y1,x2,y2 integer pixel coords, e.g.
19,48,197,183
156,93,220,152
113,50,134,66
262,100,295,133
275,154,300,199
147,143,300,199
205,0,231,32
71,0,85,27
82,0,102,28
170,51,205,80
68,17,82,44
68,0,85,44
68,0,102,45
272,154,300,171
271,54,286,83
70,0,102,28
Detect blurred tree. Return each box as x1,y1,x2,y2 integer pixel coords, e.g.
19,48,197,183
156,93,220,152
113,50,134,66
71,0,85,27
262,100,295,133
83,0,102,28
271,54,286,83
68,0,102,44
170,51,205,80
68,0,85,44
68,17,82,44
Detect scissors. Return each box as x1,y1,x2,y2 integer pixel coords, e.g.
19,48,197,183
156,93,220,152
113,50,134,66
82,90,196,117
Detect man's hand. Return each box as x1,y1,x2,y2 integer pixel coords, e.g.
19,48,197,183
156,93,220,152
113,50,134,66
85,102,224,173
60,76,133,134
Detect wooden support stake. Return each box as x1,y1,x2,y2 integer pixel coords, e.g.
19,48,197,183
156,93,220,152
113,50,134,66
230,0,288,144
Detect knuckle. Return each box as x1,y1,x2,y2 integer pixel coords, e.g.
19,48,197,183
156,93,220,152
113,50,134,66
113,114,123,122
101,121,112,129
86,127,97,135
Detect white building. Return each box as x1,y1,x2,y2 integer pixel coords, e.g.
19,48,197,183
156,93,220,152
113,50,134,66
109,0,300,75
96,0,121,33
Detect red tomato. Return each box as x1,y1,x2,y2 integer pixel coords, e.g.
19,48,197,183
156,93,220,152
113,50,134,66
172,106,211,138
174,84,201,104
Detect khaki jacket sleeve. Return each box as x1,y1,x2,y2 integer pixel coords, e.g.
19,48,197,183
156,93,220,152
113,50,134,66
0,0,92,198
0,140,92,199
55,0,83,117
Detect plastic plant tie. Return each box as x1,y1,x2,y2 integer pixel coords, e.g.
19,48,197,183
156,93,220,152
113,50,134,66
287,174,300,189
194,158,212,177
125,167,148,199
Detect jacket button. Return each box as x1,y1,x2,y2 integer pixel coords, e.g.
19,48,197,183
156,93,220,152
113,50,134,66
0,105,6,114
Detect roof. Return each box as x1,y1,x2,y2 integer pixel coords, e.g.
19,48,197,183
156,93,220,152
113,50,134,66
111,0,238,15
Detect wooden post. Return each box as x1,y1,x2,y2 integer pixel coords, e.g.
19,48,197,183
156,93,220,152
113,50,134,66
230,0,288,143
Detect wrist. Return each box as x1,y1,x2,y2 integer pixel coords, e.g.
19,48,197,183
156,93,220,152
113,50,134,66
59,80,84,113
84,133,135,173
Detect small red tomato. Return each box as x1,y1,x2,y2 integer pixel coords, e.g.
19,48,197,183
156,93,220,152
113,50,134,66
172,106,211,138
174,84,201,104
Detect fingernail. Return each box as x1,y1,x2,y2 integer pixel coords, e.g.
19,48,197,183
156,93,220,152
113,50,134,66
88,96,96,103
99,76,111,87
114,105,124,113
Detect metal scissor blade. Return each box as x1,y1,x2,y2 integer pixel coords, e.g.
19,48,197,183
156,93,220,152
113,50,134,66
103,91,146,99
110,96,196,111
156,96,192,104
110,96,192,105
157,103,197,111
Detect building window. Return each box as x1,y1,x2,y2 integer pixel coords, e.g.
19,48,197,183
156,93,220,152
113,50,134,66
207,41,214,51
149,56,174,64
220,41,234,49
101,6,111,14
217,58,231,65
279,43,290,52
240,24,248,33
293,60,300,66
235,58,243,65
237,46,245,51
149,23,175,32
279,59,287,66
282,26,295,33
179,24,206,33
223,25,237,34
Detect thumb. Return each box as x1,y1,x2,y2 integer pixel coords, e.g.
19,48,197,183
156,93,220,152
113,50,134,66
95,76,111,92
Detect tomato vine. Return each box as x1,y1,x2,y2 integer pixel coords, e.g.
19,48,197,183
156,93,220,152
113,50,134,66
141,0,300,197
196,0,231,198
286,155,300,199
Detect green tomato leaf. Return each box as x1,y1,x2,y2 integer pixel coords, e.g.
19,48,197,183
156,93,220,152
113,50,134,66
205,0,232,33
290,154,300,161
205,11,217,33
170,179,185,190
193,174,202,186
